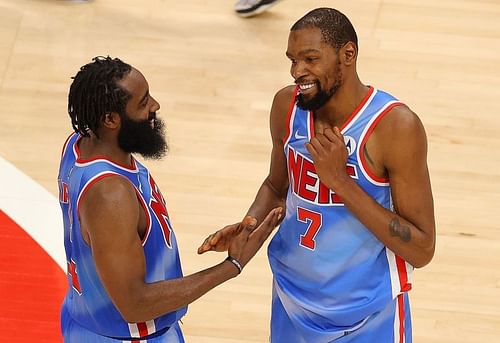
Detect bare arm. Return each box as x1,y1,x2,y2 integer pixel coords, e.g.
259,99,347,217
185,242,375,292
80,176,281,323
246,86,293,223
307,106,435,267
197,86,293,254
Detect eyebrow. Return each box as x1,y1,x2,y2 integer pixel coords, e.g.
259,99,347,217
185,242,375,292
139,90,149,105
286,48,321,58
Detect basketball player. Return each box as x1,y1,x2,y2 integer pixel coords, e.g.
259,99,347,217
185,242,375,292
58,56,282,342
198,8,436,342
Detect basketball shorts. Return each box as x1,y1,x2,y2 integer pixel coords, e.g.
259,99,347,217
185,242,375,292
61,307,185,343
270,283,412,343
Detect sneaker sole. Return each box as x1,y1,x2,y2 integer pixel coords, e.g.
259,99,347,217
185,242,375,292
235,0,281,18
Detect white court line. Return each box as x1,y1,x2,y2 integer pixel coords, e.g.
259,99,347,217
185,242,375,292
0,156,65,270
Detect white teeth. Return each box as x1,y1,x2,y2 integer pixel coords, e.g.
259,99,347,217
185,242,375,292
299,83,315,90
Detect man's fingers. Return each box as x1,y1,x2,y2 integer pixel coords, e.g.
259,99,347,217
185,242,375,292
305,142,318,159
197,244,210,254
251,207,282,241
241,216,257,231
323,128,339,142
315,133,330,147
332,126,343,140
209,232,221,245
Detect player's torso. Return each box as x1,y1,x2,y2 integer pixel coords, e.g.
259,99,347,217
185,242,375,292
58,133,186,339
268,87,412,326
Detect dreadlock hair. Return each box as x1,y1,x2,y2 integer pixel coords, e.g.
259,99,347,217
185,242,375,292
68,56,132,137
291,8,358,52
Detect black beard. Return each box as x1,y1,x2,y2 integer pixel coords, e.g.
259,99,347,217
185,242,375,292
296,62,342,111
296,80,341,111
117,113,168,160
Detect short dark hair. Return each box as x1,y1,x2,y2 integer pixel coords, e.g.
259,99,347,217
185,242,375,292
68,56,132,137
291,8,358,51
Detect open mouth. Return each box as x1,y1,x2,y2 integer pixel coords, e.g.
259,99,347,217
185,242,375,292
148,114,156,128
297,82,316,95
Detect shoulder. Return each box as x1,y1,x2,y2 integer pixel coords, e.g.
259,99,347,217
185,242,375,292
80,173,137,211
375,104,428,169
270,85,297,141
272,85,296,110
377,104,426,140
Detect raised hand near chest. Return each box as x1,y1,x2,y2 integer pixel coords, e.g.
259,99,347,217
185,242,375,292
305,127,350,191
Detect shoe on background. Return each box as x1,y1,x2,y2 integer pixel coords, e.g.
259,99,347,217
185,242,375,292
234,0,282,18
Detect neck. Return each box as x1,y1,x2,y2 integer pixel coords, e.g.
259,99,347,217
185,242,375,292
79,133,133,167
314,77,368,129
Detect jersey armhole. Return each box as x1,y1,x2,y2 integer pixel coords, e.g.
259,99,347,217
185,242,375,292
283,87,299,145
358,102,403,185
75,173,131,243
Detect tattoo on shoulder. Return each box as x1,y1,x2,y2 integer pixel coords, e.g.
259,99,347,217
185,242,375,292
389,218,411,242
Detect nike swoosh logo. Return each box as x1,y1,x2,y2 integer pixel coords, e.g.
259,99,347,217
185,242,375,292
294,131,307,140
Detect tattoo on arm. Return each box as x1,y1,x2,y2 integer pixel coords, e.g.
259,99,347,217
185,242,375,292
389,218,411,242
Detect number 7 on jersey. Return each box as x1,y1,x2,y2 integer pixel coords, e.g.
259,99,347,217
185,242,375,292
298,207,323,250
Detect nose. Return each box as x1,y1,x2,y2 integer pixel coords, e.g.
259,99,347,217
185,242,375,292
150,95,160,112
291,60,307,81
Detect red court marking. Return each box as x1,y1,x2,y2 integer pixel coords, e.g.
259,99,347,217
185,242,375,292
0,209,66,342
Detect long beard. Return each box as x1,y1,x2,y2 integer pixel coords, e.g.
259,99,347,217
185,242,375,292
117,113,168,160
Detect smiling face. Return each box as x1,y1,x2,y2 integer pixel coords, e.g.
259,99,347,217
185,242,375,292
116,68,167,160
287,27,343,111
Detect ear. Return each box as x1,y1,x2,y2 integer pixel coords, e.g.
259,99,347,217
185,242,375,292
341,42,357,66
102,112,121,130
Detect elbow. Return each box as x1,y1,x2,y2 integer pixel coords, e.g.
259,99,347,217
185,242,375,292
116,304,145,324
412,242,436,268
113,294,152,324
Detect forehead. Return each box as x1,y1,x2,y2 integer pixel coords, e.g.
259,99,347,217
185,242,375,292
117,67,148,99
287,27,331,55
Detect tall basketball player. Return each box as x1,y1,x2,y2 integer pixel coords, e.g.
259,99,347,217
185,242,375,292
58,56,282,342
198,8,436,342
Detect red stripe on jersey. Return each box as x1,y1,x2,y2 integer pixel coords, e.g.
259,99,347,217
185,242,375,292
397,294,405,343
283,87,299,144
74,136,138,171
396,255,412,292
307,86,374,139
137,322,149,337
135,189,152,246
340,86,374,131
60,132,76,158
359,102,403,183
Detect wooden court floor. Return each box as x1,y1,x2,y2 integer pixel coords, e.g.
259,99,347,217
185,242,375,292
0,0,499,342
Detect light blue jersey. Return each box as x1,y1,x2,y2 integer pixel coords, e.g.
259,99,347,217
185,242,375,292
268,87,413,342
58,133,187,341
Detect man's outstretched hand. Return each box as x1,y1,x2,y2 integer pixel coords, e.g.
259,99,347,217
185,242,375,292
197,208,282,259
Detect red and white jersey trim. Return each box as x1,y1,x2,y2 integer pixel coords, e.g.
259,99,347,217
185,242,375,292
73,135,139,173
340,86,376,133
128,320,156,339
357,99,403,186
283,87,299,146
61,132,77,158
394,294,407,343
135,189,152,246
386,248,413,299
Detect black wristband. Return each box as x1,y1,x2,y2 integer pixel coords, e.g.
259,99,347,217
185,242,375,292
225,256,243,274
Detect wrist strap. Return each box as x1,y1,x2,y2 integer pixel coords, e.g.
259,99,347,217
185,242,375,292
225,256,243,274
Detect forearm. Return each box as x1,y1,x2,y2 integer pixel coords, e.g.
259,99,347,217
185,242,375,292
335,177,434,268
247,177,286,225
119,259,238,323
